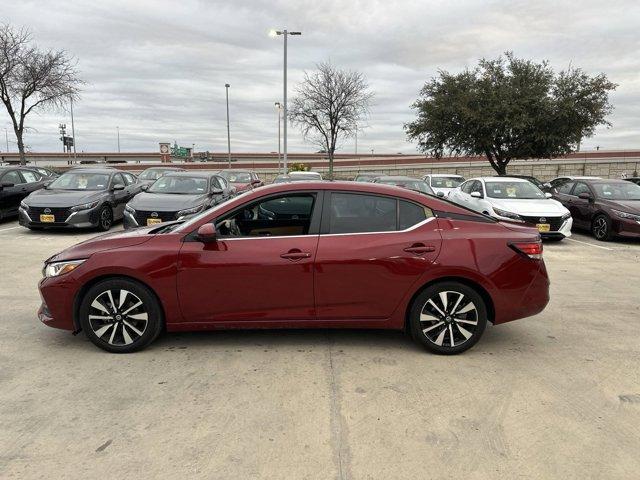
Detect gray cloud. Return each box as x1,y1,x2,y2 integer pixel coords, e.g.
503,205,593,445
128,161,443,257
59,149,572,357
2,0,639,153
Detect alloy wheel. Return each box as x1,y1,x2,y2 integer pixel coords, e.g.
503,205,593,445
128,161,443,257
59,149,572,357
592,216,608,240
419,290,479,348
100,207,112,230
88,289,148,346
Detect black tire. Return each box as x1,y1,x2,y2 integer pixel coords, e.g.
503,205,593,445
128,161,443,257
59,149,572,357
409,281,487,355
591,214,612,241
97,205,113,231
79,278,163,353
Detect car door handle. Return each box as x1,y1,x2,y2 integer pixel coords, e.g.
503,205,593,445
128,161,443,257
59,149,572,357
280,250,312,260
404,244,436,254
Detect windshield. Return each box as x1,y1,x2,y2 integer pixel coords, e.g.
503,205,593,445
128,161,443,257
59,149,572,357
290,172,322,179
219,171,252,183
593,182,640,200
377,179,433,194
48,172,110,191
148,176,208,194
430,176,463,188
139,169,172,181
485,181,546,199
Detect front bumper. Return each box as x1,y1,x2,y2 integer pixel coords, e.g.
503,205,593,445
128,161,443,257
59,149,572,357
38,275,79,331
540,217,572,239
612,217,640,238
19,206,101,229
124,209,179,229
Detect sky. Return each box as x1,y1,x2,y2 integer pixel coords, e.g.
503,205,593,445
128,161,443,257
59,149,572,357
2,0,640,154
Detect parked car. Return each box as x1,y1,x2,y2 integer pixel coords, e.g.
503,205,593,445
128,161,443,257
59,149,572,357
449,177,572,239
423,174,465,197
288,171,323,180
38,181,549,354
273,174,323,183
543,176,601,193
504,175,545,190
19,168,140,231
551,178,640,240
218,169,263,193
353,172,381,182
624,177,640,186
123,171,233,229
373,176,435,195
0,167,48,220
136,167,184,186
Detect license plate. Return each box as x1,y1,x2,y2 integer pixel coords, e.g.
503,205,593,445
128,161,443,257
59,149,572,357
147,218,162,226
536,223,551,232
40,214,55,223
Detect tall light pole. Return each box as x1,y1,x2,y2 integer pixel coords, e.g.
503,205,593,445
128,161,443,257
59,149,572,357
355,124,358,156
4,128,8,152
116,126,120,153
69,96,77,161
270,29,301,174
275,101,282,173
225,83,231,168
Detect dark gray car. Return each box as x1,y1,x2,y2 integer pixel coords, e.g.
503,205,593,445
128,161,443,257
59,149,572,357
19,168,141,231
0,167,48,220
123,171,234,229
136,166,185,186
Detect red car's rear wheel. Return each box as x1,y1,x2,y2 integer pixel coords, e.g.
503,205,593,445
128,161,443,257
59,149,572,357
409,282,487,354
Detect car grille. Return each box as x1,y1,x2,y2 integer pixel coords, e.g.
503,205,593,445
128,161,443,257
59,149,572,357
521,215,564,231
28,206,72,222
134,210,177,224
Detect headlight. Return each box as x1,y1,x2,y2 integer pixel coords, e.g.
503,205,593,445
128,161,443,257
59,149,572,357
611,209,640,221
20,200,29,210
70,201,99,212
492,207,524,222
177,204,206,218
43,259,85,278
561,212,571,220
125,204,136,214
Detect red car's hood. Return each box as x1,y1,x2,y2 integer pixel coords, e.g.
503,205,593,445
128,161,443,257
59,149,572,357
47,227,158,263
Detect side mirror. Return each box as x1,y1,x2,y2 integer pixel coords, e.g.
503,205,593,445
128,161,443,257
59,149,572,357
211,188,223,195
436,191,445,198
196,223,217,243
543,182,551,188
470,191,482,198
113,183,125,191
43,180,52,188
544,192,552,198
578,192,592,200
140,184,149,191
251,179,262,186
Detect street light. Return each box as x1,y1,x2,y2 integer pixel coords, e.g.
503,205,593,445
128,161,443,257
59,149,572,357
4,127,8,152
69,96,77,161
225,83,231,168
116,126,120,153
271,29,302,174
275,101,283,173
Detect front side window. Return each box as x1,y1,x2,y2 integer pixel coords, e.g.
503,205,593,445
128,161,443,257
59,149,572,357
329,193,397,234
572,182,591,197
139,169,170,181
470,181,484,196
217,193,316,237
122,173,137,185
461,181,474,194
148,176,208,194
220,171,252,183
485,181,545,199
49,172,110,191
112,174,125,187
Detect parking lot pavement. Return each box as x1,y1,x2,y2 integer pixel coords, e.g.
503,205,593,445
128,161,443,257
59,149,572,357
1,221,639,480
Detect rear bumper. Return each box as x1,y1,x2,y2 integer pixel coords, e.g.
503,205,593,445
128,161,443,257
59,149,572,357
19,206,100,229
493,259,550,325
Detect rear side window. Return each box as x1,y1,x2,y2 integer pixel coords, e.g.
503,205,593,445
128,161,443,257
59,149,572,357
328,193,397,234
557,181,575,194
399,200,430,230
1,170,22,184
122,173,136,185
21,170,41,183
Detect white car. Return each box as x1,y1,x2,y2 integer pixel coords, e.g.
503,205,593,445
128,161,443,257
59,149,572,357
288,171,323,180
448,177,573,240
423,174,465,197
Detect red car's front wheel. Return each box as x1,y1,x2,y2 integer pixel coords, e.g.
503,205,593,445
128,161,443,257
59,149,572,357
409,282,488,355
79,278,163,353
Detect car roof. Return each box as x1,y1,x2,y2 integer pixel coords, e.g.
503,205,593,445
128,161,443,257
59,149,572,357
428,173,464,177
144,166,183,171
376,176,421,181
475,177,529,183
65,168,118,174
220,169,255,173
583,178,634,185
289,171,321,175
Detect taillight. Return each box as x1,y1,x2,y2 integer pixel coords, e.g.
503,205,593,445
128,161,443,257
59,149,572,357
510,241,543,260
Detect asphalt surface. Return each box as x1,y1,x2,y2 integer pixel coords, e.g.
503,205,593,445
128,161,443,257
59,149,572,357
0,218,639,479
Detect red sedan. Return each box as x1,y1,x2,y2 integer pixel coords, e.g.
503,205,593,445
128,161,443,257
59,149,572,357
38,181,549,354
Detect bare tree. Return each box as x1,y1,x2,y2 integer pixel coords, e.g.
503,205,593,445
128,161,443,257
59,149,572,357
0,25,82,164
289,62,372,178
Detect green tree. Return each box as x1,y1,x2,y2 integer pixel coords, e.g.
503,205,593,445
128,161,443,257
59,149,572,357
405,52,617,175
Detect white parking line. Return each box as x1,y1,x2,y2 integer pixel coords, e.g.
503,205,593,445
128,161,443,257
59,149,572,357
0,226,21,233
565,237,613,251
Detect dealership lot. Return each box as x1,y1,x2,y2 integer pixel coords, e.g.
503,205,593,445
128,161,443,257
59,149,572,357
0,219,639,479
